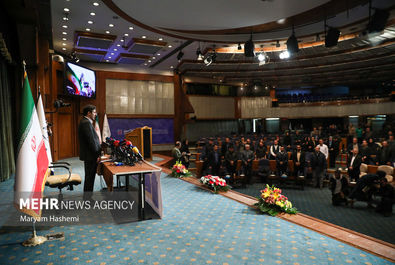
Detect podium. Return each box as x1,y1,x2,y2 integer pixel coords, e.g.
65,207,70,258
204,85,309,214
125,126,153,160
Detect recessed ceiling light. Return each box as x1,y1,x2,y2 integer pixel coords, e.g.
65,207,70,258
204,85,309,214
62,38,67,41
105,31,110,34
116,44,120,47
90,12,95,16
93,2,99,6
62,32,67,35
124,33,129,36
62,17,69,21
62,43,66,46
109,24,114,27
114,49,118,51
157,53,161,56
110,53,114,55
170,66,174,68
120,39,124,42
62,25,68,28
142,36,146,39
106,60,109,62
62,47,67,51
148,60,151,62
63,8,70,12
129,26,134,30
86,28,91,31
158,38,163,41
168,45,172,48
152,57,156,59
108,56,112,59
88,21,93,24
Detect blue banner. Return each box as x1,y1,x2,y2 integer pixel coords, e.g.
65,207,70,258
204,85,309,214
108,118,174,144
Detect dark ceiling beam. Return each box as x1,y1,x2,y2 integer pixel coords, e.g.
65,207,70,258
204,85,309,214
149,40,193,68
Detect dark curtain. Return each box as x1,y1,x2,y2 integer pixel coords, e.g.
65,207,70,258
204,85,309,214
0,58,15,182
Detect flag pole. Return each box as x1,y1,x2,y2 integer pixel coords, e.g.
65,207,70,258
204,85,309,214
22,218,48,247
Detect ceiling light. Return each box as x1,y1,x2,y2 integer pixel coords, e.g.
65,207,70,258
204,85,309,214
144,63,148,66
62,16,69,21
257,52,267,64
93,2,99,6
237,43,242,50
157,53,161,56
152,57,156,59
204,53,216,66
240,86,243,91
196,48,204,61
62,32,67,35
148,60,151,63
120,39,124,42
63,8,70,12
70,51,79,63
124,33,129,36
276,40,280,47
109,24,114,27
142,35,146,39
106,31,110,34
62,38,67,41
86,28,90,31
62,48,67,51
114,49,118,51
117,44,121,47
106,60,109,62
90,12,95,16
168,45,172,48
177,51,184,62
159,38,163,41
108,56,112,59
286,33,299,54
129,26,134,30
62,25,68,28
88,21,93,24
170,66,174,69
110,53,114,55
277,18,286,24
244,36,255,57
62,43,66,46
279,50,290,59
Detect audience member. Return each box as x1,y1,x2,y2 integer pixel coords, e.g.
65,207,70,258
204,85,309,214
329,169,349,206
375,177,394,217
348,137,360,154
241,144,254,183
180,139,191,169
377,140,391,166
347,148,362,182
269,139,280,159
276,146,288,177
172,141,182,163
348,171,386,207
328,136,339,168
292,144,305,177
255,141,267,159
317,138,329,160
310,146,327,189
225,145,238,177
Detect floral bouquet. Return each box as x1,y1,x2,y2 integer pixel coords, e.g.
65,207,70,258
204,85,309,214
171,161,192,178
255,184,297,216
200,175,230,193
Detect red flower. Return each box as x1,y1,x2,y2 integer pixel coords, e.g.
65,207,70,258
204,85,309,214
176,169,180,173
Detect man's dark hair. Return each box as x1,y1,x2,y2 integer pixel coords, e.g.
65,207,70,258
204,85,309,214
82,105,96,116
376,170,386,179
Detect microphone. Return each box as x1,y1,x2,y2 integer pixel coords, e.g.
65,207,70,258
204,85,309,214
132,146,144,160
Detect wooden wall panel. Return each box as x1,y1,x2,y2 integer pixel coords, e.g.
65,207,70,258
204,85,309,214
57,112,74,159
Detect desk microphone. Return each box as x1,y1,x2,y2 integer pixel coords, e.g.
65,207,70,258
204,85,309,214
132,146,143,160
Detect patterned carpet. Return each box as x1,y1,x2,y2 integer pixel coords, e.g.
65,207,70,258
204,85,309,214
0,158,392,265
233,183,395,245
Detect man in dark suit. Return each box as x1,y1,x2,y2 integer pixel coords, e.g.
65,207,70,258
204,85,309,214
276,146,288,176
310,146,327,189
328,136,339,168
347,148,362,181
292,144,306,177
78,105,102,196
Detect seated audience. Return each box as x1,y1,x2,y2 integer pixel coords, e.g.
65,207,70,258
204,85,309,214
269,139,280,159
225,145,238,178
375,177,394,217
348,170,386,207
255,141,267,160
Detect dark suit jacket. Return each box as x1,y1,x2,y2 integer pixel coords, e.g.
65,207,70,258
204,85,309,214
310,151,327,170
78,117,101,161
347,154,362,176
292,150,306,168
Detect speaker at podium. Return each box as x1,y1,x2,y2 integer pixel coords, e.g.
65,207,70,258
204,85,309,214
125,126,153,160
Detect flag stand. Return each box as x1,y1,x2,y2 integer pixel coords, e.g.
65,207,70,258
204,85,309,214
22,219,47,247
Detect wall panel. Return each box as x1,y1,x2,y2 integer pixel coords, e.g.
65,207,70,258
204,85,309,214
189,96,235,119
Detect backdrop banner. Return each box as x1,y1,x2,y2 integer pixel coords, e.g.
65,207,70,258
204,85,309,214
108,118,174,144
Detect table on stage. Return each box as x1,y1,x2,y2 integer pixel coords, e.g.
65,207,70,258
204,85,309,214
97,159,162,220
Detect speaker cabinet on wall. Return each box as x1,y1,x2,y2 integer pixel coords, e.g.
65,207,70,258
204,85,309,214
325,27,340,47
367,9,390,33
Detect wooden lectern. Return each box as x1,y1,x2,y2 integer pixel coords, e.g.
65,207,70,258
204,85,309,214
125,126,153,160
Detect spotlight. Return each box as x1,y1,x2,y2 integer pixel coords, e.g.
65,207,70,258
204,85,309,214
237,43,242,50
204,53,216,66
286,34,299,54
325,27,340,47
275,40,280,48
177,51,184,62
196,48,204,61
70,51,79,63
279,50,290,59
244,36,255,57
257,52,269,66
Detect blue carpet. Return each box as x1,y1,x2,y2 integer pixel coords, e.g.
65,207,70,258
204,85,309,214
0,158,392,264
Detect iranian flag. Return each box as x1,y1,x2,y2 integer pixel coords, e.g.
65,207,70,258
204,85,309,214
14,72,50,219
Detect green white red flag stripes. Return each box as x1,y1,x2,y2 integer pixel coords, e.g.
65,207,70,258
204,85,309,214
37,92,53,165
14,72,50,219
102,113,111,141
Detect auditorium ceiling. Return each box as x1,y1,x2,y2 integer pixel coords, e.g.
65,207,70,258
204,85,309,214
50,0,395,87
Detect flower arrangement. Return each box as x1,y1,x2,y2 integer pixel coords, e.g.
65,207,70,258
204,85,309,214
255,185,297,216
200,175,230,193
171,161,192,178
